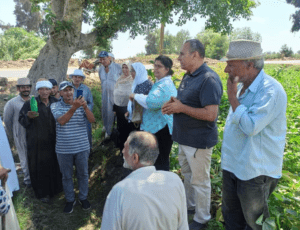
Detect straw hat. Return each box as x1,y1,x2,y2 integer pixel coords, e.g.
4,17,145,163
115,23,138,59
221,40,263,61
16,78,31,86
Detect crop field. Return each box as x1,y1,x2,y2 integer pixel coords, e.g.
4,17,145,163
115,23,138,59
12,63,300,229
170,63,300,230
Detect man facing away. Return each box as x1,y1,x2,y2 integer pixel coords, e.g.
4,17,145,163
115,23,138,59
3,78,31,187
50,81,95,213
101,131,188,230
162,39,223,230
221,40,287,230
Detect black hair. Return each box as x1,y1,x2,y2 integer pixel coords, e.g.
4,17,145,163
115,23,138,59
185,39,205,58
154,55,174,75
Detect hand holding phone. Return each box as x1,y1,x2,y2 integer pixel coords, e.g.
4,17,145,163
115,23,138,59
77,90,83,99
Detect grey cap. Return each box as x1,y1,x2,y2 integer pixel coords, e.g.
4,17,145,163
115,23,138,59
59,81,74,91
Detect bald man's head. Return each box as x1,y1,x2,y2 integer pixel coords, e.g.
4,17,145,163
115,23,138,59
127,131,159,166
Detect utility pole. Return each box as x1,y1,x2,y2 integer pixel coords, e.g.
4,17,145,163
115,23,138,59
159,23,165,55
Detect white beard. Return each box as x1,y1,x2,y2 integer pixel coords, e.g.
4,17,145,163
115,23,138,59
123,157,133,170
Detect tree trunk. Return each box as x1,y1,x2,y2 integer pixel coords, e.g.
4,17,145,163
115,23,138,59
28,40,73,90
28,0,98,93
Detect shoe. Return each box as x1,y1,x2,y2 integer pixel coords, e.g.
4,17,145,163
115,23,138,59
64,200,76,213
105,132,110,138
188,209,195,215
78,199,91,210
189,220,207,230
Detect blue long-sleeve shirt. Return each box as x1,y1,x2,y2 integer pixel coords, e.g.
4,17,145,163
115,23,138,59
221,69,287,180
134,76,177,134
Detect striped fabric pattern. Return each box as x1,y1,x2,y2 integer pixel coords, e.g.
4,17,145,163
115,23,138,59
50,100,90,154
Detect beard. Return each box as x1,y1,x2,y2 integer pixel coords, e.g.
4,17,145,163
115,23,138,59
20,91,30,97
123,157,133,170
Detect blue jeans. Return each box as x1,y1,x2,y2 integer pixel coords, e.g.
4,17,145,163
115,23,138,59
222,170,278,230
56,150,89,202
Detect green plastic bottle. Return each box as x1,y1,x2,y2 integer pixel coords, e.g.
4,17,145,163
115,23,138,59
30,96,38,112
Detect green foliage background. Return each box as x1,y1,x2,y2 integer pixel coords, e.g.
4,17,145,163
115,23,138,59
170,64,300,229
0,27,46,60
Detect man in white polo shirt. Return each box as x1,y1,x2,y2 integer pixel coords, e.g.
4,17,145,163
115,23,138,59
101,131,188,230
50,81,95,213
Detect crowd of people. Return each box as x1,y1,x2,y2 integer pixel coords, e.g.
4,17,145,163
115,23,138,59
0,39,287,230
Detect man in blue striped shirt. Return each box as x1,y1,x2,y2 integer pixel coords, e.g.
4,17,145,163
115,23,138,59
221,40,287,230
51,81,95,213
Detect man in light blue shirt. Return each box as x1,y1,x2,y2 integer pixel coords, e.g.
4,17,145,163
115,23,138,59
221,40,287,230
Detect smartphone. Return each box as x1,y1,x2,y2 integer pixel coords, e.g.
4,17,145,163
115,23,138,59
77,90,83,99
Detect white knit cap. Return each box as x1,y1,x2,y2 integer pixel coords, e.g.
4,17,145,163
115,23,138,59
36,81,53,90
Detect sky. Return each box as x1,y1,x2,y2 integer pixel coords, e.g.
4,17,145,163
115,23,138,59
0,0,299,59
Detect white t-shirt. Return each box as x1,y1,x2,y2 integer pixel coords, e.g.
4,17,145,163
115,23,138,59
101,166,188,230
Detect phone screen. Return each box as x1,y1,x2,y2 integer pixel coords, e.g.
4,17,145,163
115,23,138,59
77,90,83,98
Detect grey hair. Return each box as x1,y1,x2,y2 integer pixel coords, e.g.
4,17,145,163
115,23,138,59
128,132,159,166
185,39,205,58
243,58,264,71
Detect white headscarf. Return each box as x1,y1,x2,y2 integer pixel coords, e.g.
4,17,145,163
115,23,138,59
127,62,149,120
131,62,149,93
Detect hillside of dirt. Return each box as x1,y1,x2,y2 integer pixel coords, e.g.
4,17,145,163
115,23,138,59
0,56,221,69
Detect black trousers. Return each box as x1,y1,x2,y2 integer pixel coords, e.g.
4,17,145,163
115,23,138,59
113,104,138,151
154,125,173,171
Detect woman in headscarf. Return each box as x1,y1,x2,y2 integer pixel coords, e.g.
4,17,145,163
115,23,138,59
129,56,177,171
125,62,153,130
19,78,63,203
113,61,135,150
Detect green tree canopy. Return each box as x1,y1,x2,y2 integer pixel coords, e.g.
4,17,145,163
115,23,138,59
14,0,42,32
229,27,262,42
0,27,46,60
280,44,293,57
286,0,300,32
23,0,257,89
196,29,229,59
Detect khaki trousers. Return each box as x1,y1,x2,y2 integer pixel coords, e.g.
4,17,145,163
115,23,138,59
178,144,212,224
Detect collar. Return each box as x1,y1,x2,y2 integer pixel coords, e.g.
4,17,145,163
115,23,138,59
18,94,28,102
248,69,264,93
156,75,172,83
189,63,207,77
126,166,156,179
72,83,82,89
61,99,72,106
37,95,57,105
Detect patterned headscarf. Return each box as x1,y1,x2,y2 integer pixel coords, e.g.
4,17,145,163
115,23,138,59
114,61,133,106
115,61,133,88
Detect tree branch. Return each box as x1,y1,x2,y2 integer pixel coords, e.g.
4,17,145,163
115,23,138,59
51,0,65,20
76,31,98,51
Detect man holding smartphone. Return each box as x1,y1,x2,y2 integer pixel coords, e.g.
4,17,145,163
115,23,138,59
51,81,95,213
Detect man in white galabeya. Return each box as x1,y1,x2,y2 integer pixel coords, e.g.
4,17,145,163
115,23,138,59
3,78,32,188
101,131,188,230
221,40,287,229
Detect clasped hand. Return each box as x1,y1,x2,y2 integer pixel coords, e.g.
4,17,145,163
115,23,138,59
161,97,182,115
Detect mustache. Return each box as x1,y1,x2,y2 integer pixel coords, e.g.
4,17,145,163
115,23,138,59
21,91,30,93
